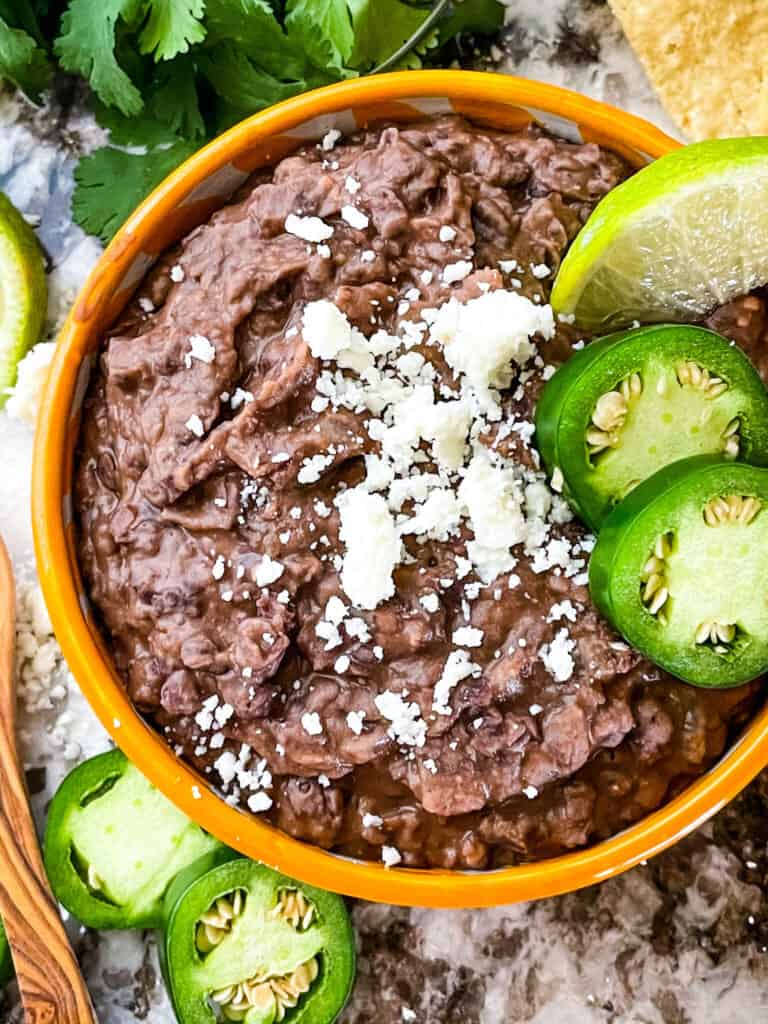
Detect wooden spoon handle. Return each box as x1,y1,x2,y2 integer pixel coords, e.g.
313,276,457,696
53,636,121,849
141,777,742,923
0,540,97,1023
0,812,96,1023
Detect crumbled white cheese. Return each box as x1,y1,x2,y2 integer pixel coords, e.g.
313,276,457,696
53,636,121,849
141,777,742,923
539,628,576,682
419,592,439,613
184,333,216,367
400,488,462,542
346,710,365,735
301,712,323,736
214,750,238,784
185,414,205,437
432,651,479,715
253,554,284,587
422,398,471,470
531,263,550,279
439,225,457,242
345,617,371,642
430,290,554,412
321,128,342,151
170,263,185,282
211,555,225,580
285,213,334,242
457,450,524,581
303,299,354,359
362,812,383,828
248,792,273,812
230,387,254,409
374,690,426,747
452,626,484,648
337,487,401,609
523,785,539,799
341,204,369,230
548,599,577,623
345,175,361,194
195,695,220,732
442,259,473,284
382,845,402,868
325,595,348,625
334,654,350,674
298,452,334,484
316,620,342,651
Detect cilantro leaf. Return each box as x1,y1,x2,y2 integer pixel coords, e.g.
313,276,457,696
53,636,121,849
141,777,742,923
437,0,504,44
346,0,432,71
148,56,205,136
72,139,198,244
199,41,304,112
0,16,50,98
0,0,51,97
138,0,207,62
0,0,45,43
284,0,355,76
93,56,205,145
205,0,307,81
55,0,143,116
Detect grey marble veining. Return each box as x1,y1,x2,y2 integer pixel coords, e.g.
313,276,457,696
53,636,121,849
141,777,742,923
3,4,767,1022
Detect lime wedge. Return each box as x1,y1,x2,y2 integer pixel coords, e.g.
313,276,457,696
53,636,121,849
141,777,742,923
0,190,46,406
552,139,768,329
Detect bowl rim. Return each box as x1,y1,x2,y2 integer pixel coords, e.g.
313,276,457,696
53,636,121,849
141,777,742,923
33,69,768,909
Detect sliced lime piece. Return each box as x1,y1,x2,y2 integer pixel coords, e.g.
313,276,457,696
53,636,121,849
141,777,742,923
552,139,768,329
0,191,47,406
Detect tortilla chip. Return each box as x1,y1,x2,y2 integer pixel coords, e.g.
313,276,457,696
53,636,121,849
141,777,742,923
608,0,768,139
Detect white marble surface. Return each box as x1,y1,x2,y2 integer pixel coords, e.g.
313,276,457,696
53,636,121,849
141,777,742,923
5,5,768,1023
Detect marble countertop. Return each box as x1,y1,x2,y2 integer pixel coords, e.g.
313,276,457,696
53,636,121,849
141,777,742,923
3,3,767,1022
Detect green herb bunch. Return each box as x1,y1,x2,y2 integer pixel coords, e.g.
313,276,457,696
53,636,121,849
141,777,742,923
0,0,503,242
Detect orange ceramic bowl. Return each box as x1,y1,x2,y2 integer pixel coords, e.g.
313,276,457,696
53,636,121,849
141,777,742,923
32,70,768,908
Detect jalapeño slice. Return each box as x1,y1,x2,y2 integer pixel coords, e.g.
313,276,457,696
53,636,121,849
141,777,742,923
162,851,356,1024
44,749,221,929
536,325,768,530
589,456,768,687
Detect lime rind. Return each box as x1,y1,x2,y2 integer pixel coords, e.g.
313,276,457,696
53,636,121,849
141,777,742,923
552,138,768,329
0,191,47,406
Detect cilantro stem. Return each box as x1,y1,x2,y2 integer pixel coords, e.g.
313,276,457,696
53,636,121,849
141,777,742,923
370,0,453,75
